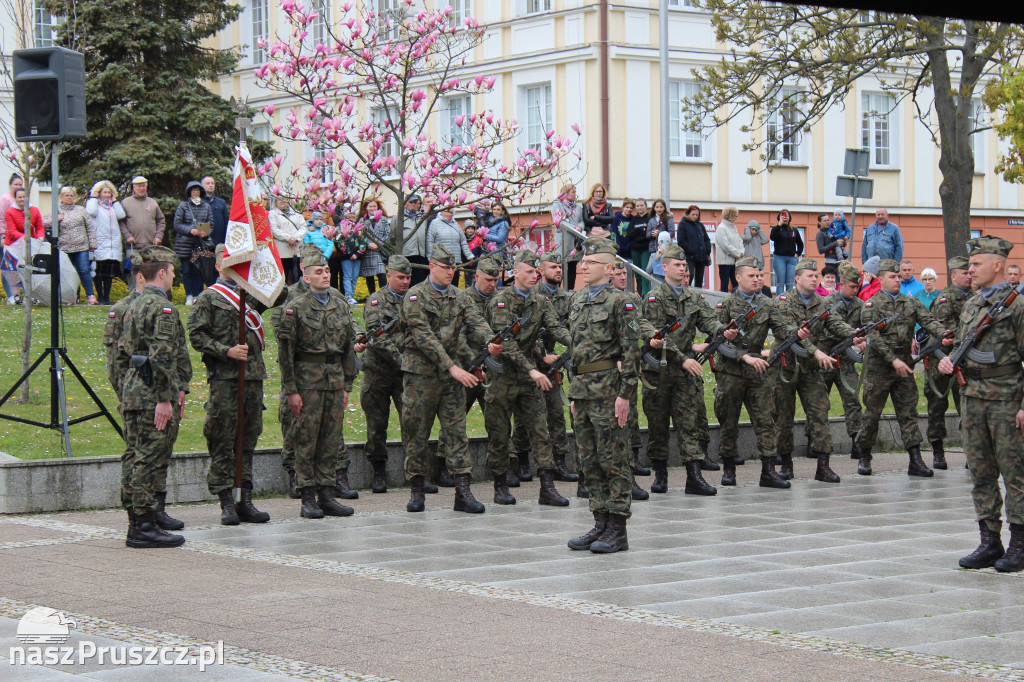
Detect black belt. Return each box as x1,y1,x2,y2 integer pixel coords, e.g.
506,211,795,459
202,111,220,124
963,365,1021,381
296,352,341,364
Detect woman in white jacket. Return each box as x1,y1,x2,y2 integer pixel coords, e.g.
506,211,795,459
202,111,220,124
268,196,307,284
715,205,744,293
86,180,126,305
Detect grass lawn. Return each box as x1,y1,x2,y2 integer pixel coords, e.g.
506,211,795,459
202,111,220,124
0,305,936,460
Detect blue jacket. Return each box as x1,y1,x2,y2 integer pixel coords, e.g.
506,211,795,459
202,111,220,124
861,221,903,262
204,194,230,245
827,218,850,241
484,218,508,250
304,225,334,259
901,277,925,299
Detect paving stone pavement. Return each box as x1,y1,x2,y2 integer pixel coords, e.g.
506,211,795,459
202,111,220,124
1,450,1022,681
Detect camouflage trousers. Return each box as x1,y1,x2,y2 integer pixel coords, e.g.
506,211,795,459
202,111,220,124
925,366,961,442
278,392,296,474
513,377,570,458
857,364,922,452
820,362,862,438
775,364,833,455
402,373,472,479
122,409,180,514
575,398,631,518
361,363,403,463
642,372,703,463
435,382,484,464
627,381,641,452
293,388,345,488
714,369,776,460
962,395,1024,529
205,380,265,494
694,384,710,446
484,377,555,478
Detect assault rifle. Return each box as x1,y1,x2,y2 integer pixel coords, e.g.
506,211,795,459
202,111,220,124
355,317,397,347
767,301,843,368
908,329,955,370
641,312,693,372
947,284,1020,387
466,311,532,379
696,303,763,370
543,349,572,378
828,314,898,367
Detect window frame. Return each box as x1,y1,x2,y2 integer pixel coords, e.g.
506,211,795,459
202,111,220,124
861,92,897,169
668,80,708,162
33,0,54,48
766,87,805,165
251,0,269,64
522,83,553,152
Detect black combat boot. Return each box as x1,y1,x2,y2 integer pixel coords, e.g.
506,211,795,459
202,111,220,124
335,467,360,499
857,448,873,476
237,482,270,523
590,514,629,553
154,491,184,530
631,474,649,500
700,441,720,471
568,510,608,550
453,474,485,513
778,453,794,480
517,452,533,482
407,476,426,512
631,447,651,476
576,470,590,499
127,510,185,548
287,471,301,499
317,487,355,517
553,453,579,482
995,524,1024,573
721,457,737,486
759,457,791,489
735,455,746,465
959,520,1005,569
435,458,455,487
538,470,570,506
813,451,840,483
218,489,240,526
931,440,947,470
371,460,388,494
300,486,324,519
907,445,934,477
493,476,516,505
505,468,520,488
125,510,136,547
423,478,439,494
650,461,668,493
850,440,863,460
684,460,717,496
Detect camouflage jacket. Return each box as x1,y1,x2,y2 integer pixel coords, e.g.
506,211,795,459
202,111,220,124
485,286,570,380
567,284,643,401
400,279,494,377
454,284,493,366
642,282,723,375
362,286,403,371
277,288,357,394
270,280,309,332
929,285,971,332
818,291,865,353
954,283,1024,404
714,290,796,378
186,281,272,382
775,288,858,369
862,290,945,367
104,290,140,395
118,287,193,409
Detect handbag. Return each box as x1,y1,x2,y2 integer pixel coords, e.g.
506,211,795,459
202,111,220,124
122,246,134,272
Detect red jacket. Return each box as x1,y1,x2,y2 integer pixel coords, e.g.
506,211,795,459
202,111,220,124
5,206,44,245
858,277,881,301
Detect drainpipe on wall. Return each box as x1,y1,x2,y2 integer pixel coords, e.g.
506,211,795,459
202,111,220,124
600,0,610,190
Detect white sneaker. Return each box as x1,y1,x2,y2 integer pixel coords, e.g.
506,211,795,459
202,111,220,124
5,297,14,305
347,297,358,305
185,295,194,306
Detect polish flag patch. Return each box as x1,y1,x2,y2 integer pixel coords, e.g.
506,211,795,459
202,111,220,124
648,296,656,302
625,303,634,311
162,307,174,314
716,303,724,308
370,299,379,306
108,311,116,318
409,295,418,302
779,296,787,301
285,308,294,315
497,302,506,308
938,297,947,303
865,302,872,307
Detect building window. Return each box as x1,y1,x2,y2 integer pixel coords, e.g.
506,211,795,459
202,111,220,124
314,147,335,182
444,96,472,145
766,88,803,164
525,0,550,14
861,92,895,167
309,0,330,47
445,0,471,26
523,84,552,152
33,1,54,47
251,0,269,63
668,0,696,7
969,98,985,173
376,0,403,41
372,108,398,161
668,80,705,160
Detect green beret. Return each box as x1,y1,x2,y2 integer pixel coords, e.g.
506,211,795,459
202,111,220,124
838,263,861,284
301,248,328,269
430,243,456,266
947,256,970,271
139,246,176,264
539,251,562,264
877,258,900,274
387,254,412,274
795,257,818,274
513,250,540,269
734,255,762,270
967,236,1013,258
581,237,616,256
476,258,501,276
662,243,685,261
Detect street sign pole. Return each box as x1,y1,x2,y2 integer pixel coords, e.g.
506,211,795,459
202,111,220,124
838,149,872,261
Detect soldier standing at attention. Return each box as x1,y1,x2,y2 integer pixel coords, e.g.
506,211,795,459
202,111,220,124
773,258,862,483
400,243,502,513
567,238,660,554
278,249,358,519
940,237,1024,572
118,246,192,548
187,245,274,525
641,244,731,495
923,257,972,469
712,256,799,489
855,259,951,476
485,250,572,506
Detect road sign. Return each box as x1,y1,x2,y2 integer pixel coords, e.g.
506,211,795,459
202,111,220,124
836,175,874,199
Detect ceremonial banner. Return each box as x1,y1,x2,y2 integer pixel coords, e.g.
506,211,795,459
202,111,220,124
222,145,285,307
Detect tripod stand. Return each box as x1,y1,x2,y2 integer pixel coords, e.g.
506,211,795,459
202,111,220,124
0,143,122,458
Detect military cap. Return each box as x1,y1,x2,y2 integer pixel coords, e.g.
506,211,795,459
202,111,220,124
734,255,763,270
214,243,226,259
877,258,900,274
513,249,540,268
301,248,329,269
662,243,685,261
139,245,176,264
947,255,970,271
476,258,501,276
297,243,322,261
967,236,1013,257
539,251,561,264
580,237,616,256
127,249,145,270
429,243,456,266
838,263,861,284
387,254,412,274
795,257,818,273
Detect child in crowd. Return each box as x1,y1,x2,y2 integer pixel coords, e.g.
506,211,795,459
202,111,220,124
303,211,334,259
646,230,672,283
828,210,851,243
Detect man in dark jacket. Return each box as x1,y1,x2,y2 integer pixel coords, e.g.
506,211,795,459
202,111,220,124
202,176,230,246
677,205,712,288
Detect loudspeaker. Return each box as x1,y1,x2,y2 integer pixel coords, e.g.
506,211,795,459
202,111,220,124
13,47,86,142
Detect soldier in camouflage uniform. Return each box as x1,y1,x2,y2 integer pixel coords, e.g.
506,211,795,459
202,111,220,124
400,243,502,513
712,256,798,489
483,250,573,506
856,259,951,477
939,236,1024,572
278,249,359,519
187,245,276,525
118,246,192,548
773,258,862,483
567,239,659,554
923,256,971,469
679,260,720,472
640,244,729,495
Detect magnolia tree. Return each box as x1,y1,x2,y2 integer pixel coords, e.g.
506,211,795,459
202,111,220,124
253,0,580,257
